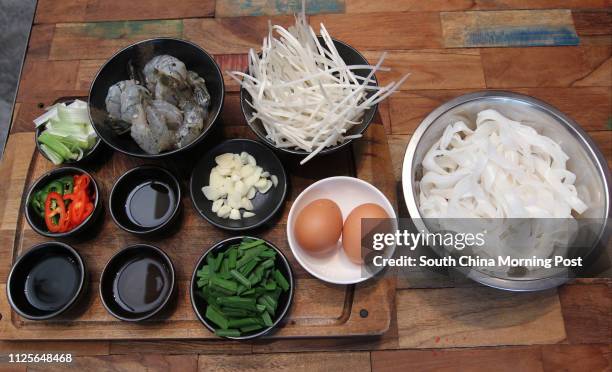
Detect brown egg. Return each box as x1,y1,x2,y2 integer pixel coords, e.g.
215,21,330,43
294,199,343,253
342,203,390,264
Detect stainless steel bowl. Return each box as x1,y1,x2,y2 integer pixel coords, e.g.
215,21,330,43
402,91,611,291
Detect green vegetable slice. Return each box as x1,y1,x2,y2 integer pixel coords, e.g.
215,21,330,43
261,311,273,327
198,238,291,337
230,269,251,288
239,239,265,250
215,329,240,337
240,324,263,333
274,270,290,291
205,306,229,330
210,276,237,294
228,317,259,328
228,248,238,269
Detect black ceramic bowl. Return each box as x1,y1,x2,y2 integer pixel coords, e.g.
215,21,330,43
100,244,176,322
190,139,288,231
7,242,87,320
88,38,225,158
109,165,181,235
240,37,379,158
35,99,103,165
25,166,101,238
190,236,294,339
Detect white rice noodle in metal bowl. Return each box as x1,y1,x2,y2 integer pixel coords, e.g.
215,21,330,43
402,93,610,288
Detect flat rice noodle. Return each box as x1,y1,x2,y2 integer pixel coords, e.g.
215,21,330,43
419,109,588,218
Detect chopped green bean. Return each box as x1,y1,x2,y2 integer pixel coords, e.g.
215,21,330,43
241,288,256,297
206,255,216,271
228,248,238,269
264,280,277,291
228,317,260,328
196,265,210,278
212,252,224,272
215,329,240,337
239,239,265,250
240,324,263,333
239,258,259,276
257,296,274,314
230,269,251,288
210,276,237,294
259,250,276,259
274,270,290,291
262,295,277,311
205,306,228,330
199,238,291,338
238,245,266,266
261,311,273,327
217,296,257,310
220,258,229,274
218,308,251,318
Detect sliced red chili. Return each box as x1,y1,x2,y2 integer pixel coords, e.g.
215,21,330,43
73,174,90,194
63,189,94,227
44,192,68,233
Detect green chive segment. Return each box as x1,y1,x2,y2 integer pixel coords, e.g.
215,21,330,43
196,238,290,337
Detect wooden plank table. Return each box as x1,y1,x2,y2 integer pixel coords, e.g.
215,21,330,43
2,0,611,370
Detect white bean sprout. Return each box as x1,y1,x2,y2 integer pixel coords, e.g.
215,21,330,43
228,9,408,164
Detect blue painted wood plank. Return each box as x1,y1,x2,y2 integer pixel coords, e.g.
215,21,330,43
441,10,580,48
216,0,345,17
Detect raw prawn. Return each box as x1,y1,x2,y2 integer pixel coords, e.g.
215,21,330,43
104,54,211,154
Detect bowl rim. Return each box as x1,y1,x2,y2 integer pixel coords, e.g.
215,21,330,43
7,241,86,320
286,175,398,285
189,138,288,231
99,243,176,322
24,166,101,238
401,90,612,291
239,36,379,156
87,37,225,158
189,236,294,340
109,164,182,235
35,98,103,165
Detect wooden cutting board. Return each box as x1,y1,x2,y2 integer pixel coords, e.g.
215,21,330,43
0,116,396,340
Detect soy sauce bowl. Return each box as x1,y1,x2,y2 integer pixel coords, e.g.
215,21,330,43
100,244,176,322
25,166,101,238
190,236,294,339
190,139,288,231
109,165,181,235
7,242,87,320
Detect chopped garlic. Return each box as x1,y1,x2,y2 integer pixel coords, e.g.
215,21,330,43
229,208,241,220
202,151,278,220
212,199,224,213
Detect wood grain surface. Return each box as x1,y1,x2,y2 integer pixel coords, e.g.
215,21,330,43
441,10,579,48
1,0,611,370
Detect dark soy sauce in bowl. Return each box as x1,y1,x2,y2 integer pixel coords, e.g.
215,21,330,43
126,181,175,228
113,256,171,314
109,166,181,235
7,242,86,320
24,256,79,312
100,244,176,321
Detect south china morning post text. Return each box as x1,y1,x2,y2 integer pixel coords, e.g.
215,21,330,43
367,229,584,270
